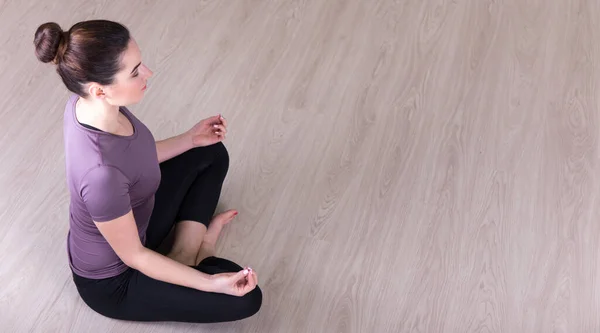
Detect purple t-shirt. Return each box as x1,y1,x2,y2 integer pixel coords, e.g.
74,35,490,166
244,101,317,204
63,94,161,279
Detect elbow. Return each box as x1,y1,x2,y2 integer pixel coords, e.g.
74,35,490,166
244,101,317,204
121,246,148,270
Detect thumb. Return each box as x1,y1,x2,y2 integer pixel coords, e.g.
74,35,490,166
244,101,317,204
233,268,250,281
207,114,221,124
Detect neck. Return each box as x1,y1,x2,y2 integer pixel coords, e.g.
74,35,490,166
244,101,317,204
76,96,121,132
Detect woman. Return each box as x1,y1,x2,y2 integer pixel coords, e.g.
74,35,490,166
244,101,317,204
33,20,262,323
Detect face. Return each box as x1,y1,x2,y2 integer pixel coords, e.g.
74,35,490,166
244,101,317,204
90,38,153,106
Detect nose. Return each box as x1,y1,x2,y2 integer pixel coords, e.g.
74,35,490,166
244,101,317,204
141,63,154,78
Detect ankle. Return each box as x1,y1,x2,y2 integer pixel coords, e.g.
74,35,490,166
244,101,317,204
167,248,197,266
195,245,215,265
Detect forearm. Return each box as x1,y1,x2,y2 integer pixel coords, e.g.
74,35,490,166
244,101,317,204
156,132,193,163
130,247,215,292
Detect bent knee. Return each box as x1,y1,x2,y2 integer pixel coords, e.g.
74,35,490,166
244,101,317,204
212,142,229,166
187,142,229,169
209,142,229,176
237,286,262,319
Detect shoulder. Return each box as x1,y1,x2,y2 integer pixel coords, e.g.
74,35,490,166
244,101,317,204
81,165,129,189
78,165,130,204
79,165,132,222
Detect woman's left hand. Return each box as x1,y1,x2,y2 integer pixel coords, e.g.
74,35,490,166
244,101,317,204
187,114,228,148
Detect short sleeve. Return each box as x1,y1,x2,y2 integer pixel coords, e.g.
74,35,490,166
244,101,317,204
80,166,132,222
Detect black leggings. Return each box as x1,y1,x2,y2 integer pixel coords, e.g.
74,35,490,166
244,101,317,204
72,143,262,323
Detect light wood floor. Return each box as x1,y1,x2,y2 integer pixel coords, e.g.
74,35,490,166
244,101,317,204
2,0,600,332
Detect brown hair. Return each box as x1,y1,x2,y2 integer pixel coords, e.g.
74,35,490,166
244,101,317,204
33,20,130,97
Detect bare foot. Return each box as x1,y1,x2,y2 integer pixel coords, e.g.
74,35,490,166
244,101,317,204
204,209,237,246
195,209,237,264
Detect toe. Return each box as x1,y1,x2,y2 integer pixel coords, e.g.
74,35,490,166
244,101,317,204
221,209,238,223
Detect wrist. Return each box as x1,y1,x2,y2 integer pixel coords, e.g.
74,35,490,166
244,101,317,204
195,272,217,292
181,130,195,150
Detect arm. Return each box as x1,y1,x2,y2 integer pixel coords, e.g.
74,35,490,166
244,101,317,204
94,210,217,292
156,132,193,163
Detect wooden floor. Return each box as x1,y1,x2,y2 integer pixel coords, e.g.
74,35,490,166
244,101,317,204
2,0,600,332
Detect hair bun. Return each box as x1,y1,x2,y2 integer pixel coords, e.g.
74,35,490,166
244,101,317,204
34,22,66,64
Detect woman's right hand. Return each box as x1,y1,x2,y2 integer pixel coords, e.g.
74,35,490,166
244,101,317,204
209,268,258,296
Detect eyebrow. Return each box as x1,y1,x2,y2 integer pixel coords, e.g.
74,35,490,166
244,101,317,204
130,62,142,74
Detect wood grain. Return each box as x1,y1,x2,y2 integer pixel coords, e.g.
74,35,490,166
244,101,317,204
2,0,600,332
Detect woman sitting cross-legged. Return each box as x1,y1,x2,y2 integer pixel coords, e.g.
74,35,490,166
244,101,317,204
33,19,262,323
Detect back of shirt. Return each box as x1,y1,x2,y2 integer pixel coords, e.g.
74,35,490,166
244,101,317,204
63,94,161,279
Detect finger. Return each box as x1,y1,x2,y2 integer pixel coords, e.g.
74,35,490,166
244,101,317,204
212,125,226,135
237,277,254,296
233,269,249,282
208,114,221,123
212,124,227,134
204,115,221,127
219,114,228,128
235,269,252,296
243,269,256,287
246,267,255,280
249,271,258,287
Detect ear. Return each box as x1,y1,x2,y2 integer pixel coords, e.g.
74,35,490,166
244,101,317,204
87,83,106,100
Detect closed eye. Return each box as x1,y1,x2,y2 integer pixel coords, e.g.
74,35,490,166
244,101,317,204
130,62,142,75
